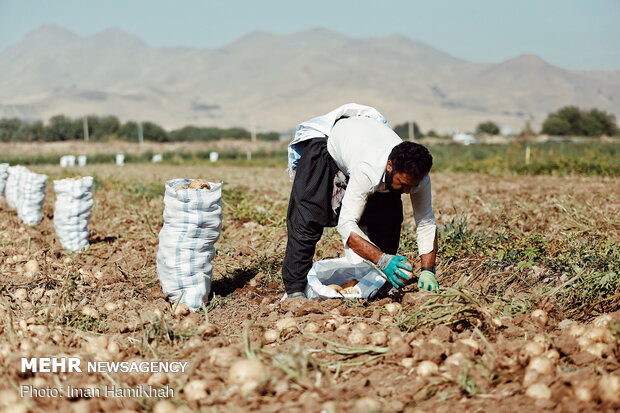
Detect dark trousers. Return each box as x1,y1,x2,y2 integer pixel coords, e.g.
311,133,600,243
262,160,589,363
281,138,403,294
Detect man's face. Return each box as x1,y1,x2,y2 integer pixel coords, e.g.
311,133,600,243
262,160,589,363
385,161,421,194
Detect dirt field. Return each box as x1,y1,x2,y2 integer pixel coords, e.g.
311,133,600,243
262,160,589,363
1,163,619,412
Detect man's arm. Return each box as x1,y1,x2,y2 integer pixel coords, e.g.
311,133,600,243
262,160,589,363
420,229,438,269
410,174,437,258
347,232,383,264
411,175,439,291
336,169,376,261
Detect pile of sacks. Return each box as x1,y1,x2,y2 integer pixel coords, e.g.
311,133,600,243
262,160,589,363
0,163,94,251
2,164,48,226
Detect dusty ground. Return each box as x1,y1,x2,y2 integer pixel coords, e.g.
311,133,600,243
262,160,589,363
0,163,619,412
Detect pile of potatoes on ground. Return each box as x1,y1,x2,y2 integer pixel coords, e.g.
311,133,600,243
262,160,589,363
0,226,618,411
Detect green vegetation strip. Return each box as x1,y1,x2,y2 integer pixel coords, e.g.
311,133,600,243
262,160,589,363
2,142,618,176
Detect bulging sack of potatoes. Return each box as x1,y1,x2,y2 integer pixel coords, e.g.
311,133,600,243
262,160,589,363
53,177,94,251
0,163,8,197
157,178,223,311
5,165,28,209
17,170,48,226
283,257,386,300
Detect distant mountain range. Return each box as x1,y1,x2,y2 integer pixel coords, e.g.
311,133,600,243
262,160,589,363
1,24,618,133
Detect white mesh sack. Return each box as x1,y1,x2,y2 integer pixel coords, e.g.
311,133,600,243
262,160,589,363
0,163,8,197
53,177,94,251
282,257,386,300
18,170,48,226
5,165,28,209
157,179,223,311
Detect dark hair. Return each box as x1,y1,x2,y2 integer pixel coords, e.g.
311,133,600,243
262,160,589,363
388,141,433,179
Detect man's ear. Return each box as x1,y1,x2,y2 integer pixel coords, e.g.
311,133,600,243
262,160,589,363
386,159,393,173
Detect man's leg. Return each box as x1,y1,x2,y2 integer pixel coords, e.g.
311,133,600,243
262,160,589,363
281,139,339,295
358,192,403,254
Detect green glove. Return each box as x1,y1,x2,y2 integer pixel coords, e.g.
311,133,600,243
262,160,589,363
377,254,412,289
418,270,439,292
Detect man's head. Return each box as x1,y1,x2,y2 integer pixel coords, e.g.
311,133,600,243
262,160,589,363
385,142,433,194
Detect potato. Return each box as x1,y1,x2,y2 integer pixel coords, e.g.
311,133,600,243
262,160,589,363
24,260,39,275
352,322,369,332
173,302,190,317
573,386,594,402
184,380,208,401
526,383,552,400
531,309,548,327
583,327,612,343
262,329,279,345
354,397,381,412
208,347,239,367
228,359,265,385
275,317,297,332
198,322,219,337
82,306,100,319
384,302,402,315
304,322,320,333
370,331,388,346
324,319,340,331
598,375,620,403
444,352,466,367
416,360,439,377
527,357,554,377
523,341,545,357
13,288,28,302
348,330,367,345
340,279,359,289
457,338,480,352
327,284,342,292
187,179,211,190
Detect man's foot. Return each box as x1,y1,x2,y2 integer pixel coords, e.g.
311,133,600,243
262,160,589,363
287,292,306,299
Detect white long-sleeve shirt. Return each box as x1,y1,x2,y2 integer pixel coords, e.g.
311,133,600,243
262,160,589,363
326,116,437,262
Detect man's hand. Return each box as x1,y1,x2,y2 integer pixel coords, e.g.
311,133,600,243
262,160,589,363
377,254,412,289
418,270,439,292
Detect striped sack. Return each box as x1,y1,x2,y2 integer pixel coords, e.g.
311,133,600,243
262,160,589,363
18,170,48,226
157,179,223,311
53,177,94,251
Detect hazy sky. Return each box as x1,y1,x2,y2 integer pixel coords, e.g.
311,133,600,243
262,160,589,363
1,0,619,70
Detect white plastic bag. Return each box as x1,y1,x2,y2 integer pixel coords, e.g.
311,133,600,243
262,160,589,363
157,179,223,311
53,177,94,251
283,257,386,300
0,163,8,197
18,170,48,226
5,165,28,209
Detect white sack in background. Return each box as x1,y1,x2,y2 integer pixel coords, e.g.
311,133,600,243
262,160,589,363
53,177,94,251
157,179,223,311
0,163,8,197
5,165,28,209
18,170,48,226
60,155,76,167
282,257,386,300
78,155,87,166
116,154,125,166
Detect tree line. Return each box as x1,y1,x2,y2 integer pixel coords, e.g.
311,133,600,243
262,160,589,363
394,106,619,139
0,106,617,143
0,114,280,143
